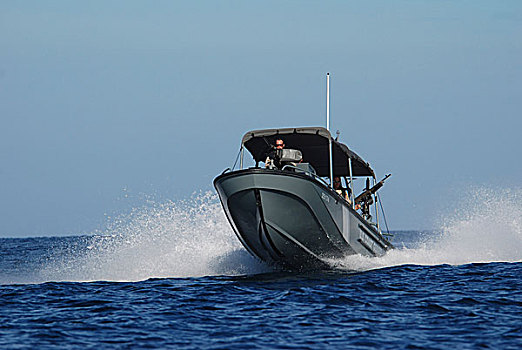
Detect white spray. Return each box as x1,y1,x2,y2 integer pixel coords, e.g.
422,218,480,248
40,191,269,282
330,187,522,271
40,187,521,282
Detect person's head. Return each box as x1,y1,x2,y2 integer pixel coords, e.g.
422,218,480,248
275,139,285,150
333,177,341,189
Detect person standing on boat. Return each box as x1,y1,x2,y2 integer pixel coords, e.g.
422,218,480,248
265,139,285,169
334,176,352,204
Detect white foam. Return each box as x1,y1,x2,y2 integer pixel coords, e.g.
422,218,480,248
41,192,270,282
41,187,521,282
330,187,522,271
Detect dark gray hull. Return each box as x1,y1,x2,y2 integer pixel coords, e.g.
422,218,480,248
214,169,393,270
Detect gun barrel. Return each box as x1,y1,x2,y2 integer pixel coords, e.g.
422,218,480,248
354,174,391,204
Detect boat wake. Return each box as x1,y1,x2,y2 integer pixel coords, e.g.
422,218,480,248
39,187,521,283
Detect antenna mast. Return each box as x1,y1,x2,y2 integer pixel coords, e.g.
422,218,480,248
326,73,333,188
326,73,330,131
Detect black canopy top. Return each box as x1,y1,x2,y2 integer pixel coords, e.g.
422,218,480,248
241,127,375,177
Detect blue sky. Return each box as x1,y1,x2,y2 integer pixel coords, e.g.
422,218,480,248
1,1,521,237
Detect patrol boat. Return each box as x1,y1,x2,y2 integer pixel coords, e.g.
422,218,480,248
214,126,394,270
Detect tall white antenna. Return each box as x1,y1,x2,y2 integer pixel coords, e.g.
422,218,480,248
326,73,330,131
326,73,333,188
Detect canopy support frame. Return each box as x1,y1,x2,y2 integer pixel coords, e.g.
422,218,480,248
240,146,244,170
373,176,381,232
348,158,355,208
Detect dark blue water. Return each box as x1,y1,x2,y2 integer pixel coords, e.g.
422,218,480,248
1,235,521,349
1,192,521,348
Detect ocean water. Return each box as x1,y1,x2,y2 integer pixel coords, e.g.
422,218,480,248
1,190,521,349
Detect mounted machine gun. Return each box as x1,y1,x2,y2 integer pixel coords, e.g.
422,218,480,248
355,174,391,220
